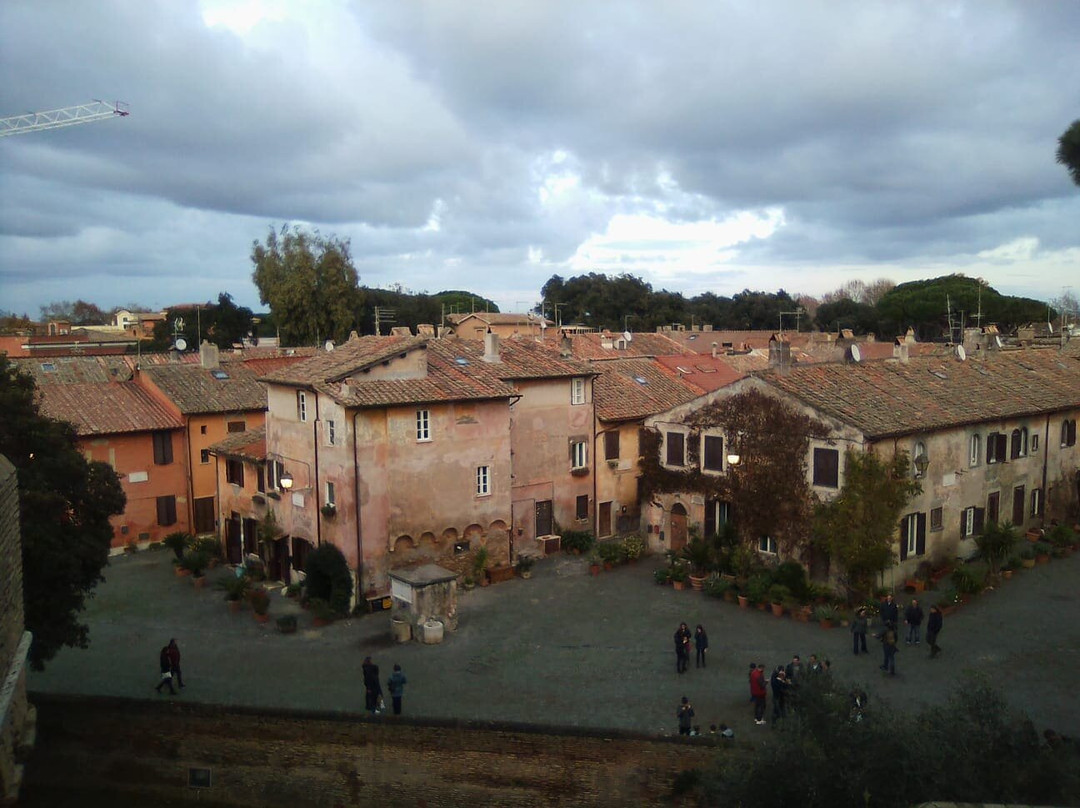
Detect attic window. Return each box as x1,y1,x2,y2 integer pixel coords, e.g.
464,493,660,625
633,376,648,385
688,334,698,340
454,357,470,366
40,363,56,372
210,370,229,380
676,366,692,374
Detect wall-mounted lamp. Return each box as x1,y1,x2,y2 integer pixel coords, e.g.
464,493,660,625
913,453,929,478
279,471,295,490
727,453,741,466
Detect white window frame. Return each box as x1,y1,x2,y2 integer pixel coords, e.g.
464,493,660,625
1031,488,1042,517
571,377,586,405
416,409,431,442
325,481,336,506
969,434,981,467
571,440,587,470
297,391,308,422
758,536,777,555
326,419,336,446
904,514,918,556
476,465,490,497
963,507,975,538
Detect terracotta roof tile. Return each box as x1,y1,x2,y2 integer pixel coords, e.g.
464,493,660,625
594,358,704,422
446,312,550,326
541,331,688,361
142,362,267,414
451,336,596,380
758,349,1080,439
36,382,184,436
209,426,266,460
654,354,745,392
259,335,428,386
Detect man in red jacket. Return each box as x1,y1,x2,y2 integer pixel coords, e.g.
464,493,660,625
749,662,767,725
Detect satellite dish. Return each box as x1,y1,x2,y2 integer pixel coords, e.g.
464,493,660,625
994,335,1003,348
849,344,861,363
623,331,633,343
956,345,967,361
324,340,335,352
174,337,188,352
540,321,547,330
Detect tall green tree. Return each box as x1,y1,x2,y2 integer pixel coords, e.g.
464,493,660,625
1057,118,1080,187
0,356,126,669
813,449,921,602
148,293,255,351
251,225,362,345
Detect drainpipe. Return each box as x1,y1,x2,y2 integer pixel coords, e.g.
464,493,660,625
184,415,195,532
591,375,599,539
1041,413,1051,522
352,410,365,596
313,392,321,548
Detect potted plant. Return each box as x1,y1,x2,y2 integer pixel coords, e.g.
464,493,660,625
180,549,210,587
653,567,671,585
681,537,712,591
561,530,595,556
124,540,138,555
461,575,476,591
249,587,271,622
216,573,251,613
320,503,337,518
746,573,771,609
277,615,298,634
813,604,839,628
597,541,622,570
163,531,193,572
285,582,302,599
473,547,490,586
587,551,602,576
974,521,1019,577
1033,541,1052,565
621,534,646,562
669,563,689,590
1020,548,1036,568
309,597,334,627
704,575,732,601
515,556,536,579
767,584,791,617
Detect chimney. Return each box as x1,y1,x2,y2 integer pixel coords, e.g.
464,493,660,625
905,328,916,345
560,334,573,358
768,336,791,373
892,340,909,363
200,340,220,369
711,341,719,359
417,323,435,337
483,332,501,363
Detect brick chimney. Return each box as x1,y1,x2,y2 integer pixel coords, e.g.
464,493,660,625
483,332,501,363
200,340,220,369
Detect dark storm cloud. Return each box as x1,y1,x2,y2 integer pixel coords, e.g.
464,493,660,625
1,0,1077,315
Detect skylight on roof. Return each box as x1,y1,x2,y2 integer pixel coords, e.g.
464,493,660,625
634,376,649,385
688,334,697,340
676,366,692,373
454,357,470,366
40,363,56,372
211,370,229,380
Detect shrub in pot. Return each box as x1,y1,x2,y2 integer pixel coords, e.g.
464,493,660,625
162,531,193,562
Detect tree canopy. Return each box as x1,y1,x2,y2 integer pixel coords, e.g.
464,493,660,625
39,299,111,325
1057,118,1080,187
813,449,921,602
0,355,126,669
148,292,255,351
251,225,363,346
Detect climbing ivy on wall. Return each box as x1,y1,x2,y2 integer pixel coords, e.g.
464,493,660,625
639,389,829,554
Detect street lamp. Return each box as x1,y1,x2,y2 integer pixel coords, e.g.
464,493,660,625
279,471,294,490
726,453,741,467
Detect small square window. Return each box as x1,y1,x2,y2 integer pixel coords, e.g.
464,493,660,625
571,440,587,470
200,425,207,435
476,465,490,496
576,495,589,521
453,540,471,555
416,410,431,441
812,447,839,488
1031,434,1039,453
758,536,777,555
297,391,308,422
930,507,943,532
326,419,336,446
325,481,336,506
571,377,586,405
665,432,686,467
200,449,210,464
227,421,245,433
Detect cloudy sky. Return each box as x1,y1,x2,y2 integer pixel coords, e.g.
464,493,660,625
1,1,1078,319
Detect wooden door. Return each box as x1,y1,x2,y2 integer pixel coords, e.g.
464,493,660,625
1012,485,1025,526
669,504,688,551
598,502,612,537
224,515,242,564
535,500,553,537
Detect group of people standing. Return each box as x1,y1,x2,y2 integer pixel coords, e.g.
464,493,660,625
673,622,709,673
362,656,408,715
747,653,829,725
856,594,945,676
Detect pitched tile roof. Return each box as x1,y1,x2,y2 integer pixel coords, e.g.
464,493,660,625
593,358,705,423
541,331,687,361
654,354,745,392
447,312,550,326
260,335,518,409
451,336,596,380
208,426,266,461
757,349,1080,440
141,362,267,414
35,382,184,436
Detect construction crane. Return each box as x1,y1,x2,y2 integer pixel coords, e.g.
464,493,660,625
0,100,129,137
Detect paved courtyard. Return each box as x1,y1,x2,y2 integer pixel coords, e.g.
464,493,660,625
29,548,1080,738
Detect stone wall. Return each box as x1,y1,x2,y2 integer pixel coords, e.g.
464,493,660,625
0,455,33,804
23,694,730,807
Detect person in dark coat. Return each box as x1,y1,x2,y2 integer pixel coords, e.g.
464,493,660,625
880,594,899,629
362,656,383,713
694,624,709,668
771,667,791,721
904,599,924,645
851,607,869,655
166,638,184,688
154,645,176,695
387,664,407,715
674,623,691,674
879,622,898,675
926,604,944,658
676,696,695,736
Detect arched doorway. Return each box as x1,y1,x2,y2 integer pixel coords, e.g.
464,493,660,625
669,504,688,551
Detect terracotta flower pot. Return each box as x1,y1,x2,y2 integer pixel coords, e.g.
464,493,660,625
1021,558,1036,569
175,567,191,578
1002,569,1014,579
689,574,706,591
590,564,601,577
312,617,329,628
192,576,205,589
1036,554,1051,565
227,599,241,614
672,579,686,591
770,603,784,617
737,595,749,609
819,619,834,629
254,612,269,623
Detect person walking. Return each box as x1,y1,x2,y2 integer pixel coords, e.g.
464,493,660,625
677,696,695,736
880,593,899,629
154,644,176,695
926,604,943,658
362,656,383,713
904,599,924,645
851,607,869,655
694,624,709,669
387,664,407,715
166,639,184,689
879,622,898,676
674,623,691,674
749,663,767,725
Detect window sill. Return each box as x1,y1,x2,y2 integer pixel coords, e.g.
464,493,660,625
570,467,589,477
